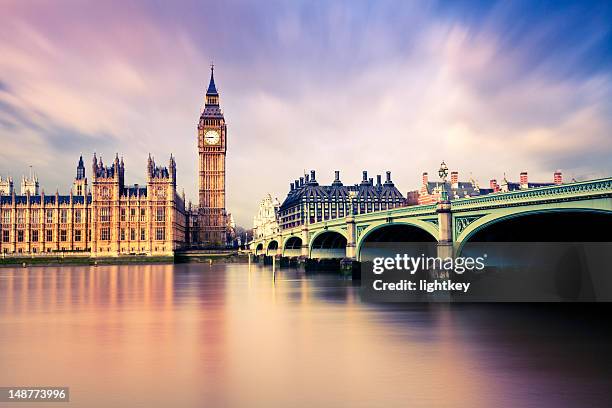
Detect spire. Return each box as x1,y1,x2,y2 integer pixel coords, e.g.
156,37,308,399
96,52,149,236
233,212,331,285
206,63,218,96
77,155,85,180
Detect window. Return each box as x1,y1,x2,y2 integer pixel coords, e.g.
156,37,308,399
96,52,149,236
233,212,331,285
2,210,11,224
100,208,110,222
120,229,125,241
120,208,126,222
16,210,25,224
74,230,81,242
130,208,136,221
46,230,53,241
74,210,81,223
76,185,83,196
60,229,67,242
140,228,145,240
17,230,24,242
156,207,165,222
30,210,39,224
156,227,165,241
60,209,68,224
32,230,38,242
130,229,136,240
100,228,110,241
46,209,53,224
140,208,146,222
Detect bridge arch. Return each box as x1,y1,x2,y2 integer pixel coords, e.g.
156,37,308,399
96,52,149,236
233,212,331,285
357,222,437,262
255,243,264,255
458,207,612,247
266,240,279,256
283,236,303,257
310,230,348,259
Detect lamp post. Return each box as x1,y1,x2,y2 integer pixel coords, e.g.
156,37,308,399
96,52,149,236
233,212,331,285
348,190,357,216
438,161,449,202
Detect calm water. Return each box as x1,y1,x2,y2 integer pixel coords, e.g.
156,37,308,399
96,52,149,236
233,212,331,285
1,263,611,408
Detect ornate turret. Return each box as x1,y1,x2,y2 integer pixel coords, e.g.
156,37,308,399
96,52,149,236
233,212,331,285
0,175,13,195
73,156,88,196
76,155,86,180
20,167,39,195
146,155,171,181
147,153,154,175
169,154,177,186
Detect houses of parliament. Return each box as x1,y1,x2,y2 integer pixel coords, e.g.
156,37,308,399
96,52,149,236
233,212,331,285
0,67,229,256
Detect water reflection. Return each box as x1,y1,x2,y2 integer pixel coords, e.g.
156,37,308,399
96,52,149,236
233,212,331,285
0,264,611,408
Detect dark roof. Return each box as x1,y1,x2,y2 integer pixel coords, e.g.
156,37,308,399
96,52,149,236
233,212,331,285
0,195,91,205
201,105,223,119
95,165,115,178
123,186,148,197
150,166,169,179
206,67,218,96
504,181,554,190
72,195,91,204
280,174,406,212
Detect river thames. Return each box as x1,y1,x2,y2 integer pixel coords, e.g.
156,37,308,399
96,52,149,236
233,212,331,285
1,263,611,407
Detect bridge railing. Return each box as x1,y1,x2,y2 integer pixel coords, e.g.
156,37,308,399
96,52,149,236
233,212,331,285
451,178,612,210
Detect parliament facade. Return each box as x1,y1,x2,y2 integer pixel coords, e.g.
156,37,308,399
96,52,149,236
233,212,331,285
0,66,230,256
0,154,186,256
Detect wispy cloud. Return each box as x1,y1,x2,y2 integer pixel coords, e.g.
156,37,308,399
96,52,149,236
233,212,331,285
0,1,611,225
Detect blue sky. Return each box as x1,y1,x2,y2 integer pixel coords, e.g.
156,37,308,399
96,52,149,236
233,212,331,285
1,0,611,226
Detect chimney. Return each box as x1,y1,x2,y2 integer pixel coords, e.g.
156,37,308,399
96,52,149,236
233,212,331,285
310,170,316,182
554,170,562,185
450,171,458,189
369,178,373,186
489,179,499,192
520,171,528,189
376,175,382,186
290,182,294,191
362,171,368,181
334,170,340,182
386,171,392,183
299,177,304,187
422,172,428,185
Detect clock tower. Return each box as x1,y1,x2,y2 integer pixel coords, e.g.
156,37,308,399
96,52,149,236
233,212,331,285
197,65,227,246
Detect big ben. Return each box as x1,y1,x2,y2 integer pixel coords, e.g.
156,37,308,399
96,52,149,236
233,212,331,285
197,65,227,246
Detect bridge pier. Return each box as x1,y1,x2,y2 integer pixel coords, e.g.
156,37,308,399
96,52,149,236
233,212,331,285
430,200,454,300
300,226,310,258
340,257,360,278
341,214,359,277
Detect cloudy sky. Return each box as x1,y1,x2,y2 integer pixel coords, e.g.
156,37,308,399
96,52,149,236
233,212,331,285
1,0,611,226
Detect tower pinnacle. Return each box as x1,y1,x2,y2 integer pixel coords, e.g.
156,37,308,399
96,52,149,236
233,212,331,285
206,64,218,96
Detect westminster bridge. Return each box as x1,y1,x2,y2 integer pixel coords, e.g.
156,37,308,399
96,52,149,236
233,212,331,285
249,177,612,269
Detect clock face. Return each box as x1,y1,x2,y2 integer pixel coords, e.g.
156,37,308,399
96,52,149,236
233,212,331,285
204,130,220,145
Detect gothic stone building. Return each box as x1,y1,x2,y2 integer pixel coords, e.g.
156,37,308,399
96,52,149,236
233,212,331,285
0,154,187,256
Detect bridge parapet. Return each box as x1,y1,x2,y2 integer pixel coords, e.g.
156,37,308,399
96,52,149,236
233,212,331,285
451,178,612,212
